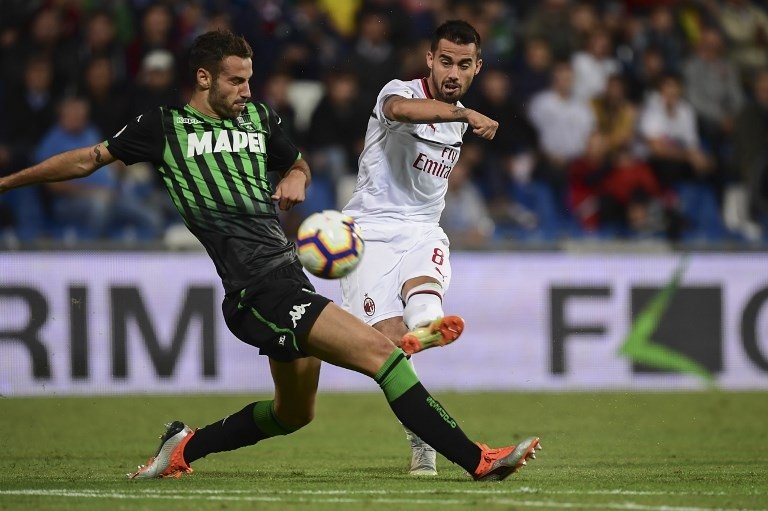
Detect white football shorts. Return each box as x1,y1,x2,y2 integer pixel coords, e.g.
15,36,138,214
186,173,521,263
340,222,451,325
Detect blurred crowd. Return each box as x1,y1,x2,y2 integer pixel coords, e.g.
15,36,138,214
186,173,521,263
2,0,768,247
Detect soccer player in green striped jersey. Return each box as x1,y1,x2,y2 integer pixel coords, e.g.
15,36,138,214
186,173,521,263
0,30,540,482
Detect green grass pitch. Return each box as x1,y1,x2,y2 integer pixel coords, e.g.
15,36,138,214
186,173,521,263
1,392,766,511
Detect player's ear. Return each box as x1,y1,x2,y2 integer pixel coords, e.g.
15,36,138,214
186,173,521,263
197,68,212,90
474,58,483,76
426,51,434,72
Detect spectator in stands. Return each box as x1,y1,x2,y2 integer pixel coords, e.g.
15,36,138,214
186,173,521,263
569,133,672,239
0,2,37,76
126,3,177,79
730,69,768,240
347,11,400,109
600,1,629,47
1,55,60,240
177,0,209,50
631,5,685,73
474,0,517,69
639,73,712,187
601,147,669,239
639,74,725,241
357,0,415,52
569,2,601,55
568,132,612,232
5,56,59,163
401,0,452,39
129,50,182,116
514,37,554,105
306,69,369,180
628,45,667,103
718,0,768,82
277,0,343,81
523,0,577,61
36,96,162,241
529,61,596,197
4,6,79,92
79,10,126,84
471,68,537,203
591,74,638,153
441,143,495,248
261,72,300,143
400,38,433,80
82,56,130,139
683,28,744,159
527,61,596,236
572,29,620,101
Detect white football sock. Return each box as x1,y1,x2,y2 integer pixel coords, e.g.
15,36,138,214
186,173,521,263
403,282,444,330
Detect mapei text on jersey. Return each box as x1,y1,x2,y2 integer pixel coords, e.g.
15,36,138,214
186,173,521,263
186,130,266,157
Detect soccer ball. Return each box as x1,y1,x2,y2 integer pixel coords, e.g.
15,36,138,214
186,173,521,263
296,210,364,279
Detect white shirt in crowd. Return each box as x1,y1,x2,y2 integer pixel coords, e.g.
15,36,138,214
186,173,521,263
571,51,620,100
343,78,467,225
528,90,596,160
638,92,700,150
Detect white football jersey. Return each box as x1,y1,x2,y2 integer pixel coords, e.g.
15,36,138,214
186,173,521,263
343,78,467,225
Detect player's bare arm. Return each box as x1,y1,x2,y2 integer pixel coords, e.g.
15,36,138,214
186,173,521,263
271,157,311,211
383,96,498,140
0,143,117,193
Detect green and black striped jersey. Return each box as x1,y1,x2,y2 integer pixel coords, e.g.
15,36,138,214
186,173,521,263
105,102,301,293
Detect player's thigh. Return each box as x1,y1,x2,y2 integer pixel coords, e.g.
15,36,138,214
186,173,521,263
340,236,404,324
223,261,331,363
303,302,396,377
270,356,322,425
399,228,452,296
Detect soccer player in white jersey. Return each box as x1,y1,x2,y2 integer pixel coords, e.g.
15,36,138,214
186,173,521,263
340,20,498,476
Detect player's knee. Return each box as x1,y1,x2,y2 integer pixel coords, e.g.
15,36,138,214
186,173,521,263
368,334,402,369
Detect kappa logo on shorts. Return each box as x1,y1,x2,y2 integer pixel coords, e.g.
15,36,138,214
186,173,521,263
290,303,312,327
278,335,286,346
363,294,375,316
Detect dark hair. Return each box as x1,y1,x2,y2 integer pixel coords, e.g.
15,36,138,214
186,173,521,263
188,30,253,81
430,20,481,55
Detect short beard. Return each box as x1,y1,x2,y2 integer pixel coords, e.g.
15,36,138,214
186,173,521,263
430,74,463,104
208,80,238,119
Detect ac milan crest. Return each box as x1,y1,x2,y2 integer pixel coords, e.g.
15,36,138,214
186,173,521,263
363,295,375,316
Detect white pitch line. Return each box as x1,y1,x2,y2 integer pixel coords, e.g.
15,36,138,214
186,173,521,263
0,489,765,511
121,487,763,497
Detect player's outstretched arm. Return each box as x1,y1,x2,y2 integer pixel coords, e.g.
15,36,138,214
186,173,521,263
271,157,311,211
0,143,117,193
383,96,498,140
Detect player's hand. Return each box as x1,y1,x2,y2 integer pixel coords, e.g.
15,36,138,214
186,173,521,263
466,110,499,140
272,168,307,210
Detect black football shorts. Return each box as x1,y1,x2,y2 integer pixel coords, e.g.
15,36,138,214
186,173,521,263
222,260,332,361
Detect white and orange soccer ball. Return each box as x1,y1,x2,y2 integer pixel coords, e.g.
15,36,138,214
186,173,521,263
296,210,364,279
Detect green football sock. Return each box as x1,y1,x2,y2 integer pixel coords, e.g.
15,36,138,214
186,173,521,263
184,400,299,463
375,349,482,473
